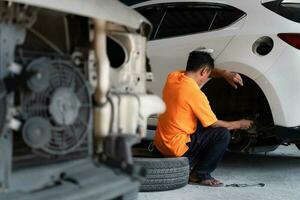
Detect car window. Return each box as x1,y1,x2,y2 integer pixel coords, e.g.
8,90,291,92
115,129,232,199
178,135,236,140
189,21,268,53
210,9,245,30
137,3,246,40
120,0,151,6
155,6,215,39
137,6,166,40
263,0,300,23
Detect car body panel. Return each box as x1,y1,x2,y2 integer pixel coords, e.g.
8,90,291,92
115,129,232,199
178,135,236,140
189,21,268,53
256,46,300,127
215,34,287,79
147,18,246,95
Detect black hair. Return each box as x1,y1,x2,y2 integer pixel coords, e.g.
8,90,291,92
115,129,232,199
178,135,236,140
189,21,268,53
186,51,214,72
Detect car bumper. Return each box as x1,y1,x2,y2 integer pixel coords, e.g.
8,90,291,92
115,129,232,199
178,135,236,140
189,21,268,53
275,126,300,141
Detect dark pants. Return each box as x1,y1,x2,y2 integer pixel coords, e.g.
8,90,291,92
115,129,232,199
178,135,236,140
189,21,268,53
183,123,231,181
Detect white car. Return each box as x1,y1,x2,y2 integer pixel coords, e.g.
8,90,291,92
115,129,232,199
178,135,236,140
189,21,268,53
127,0,300,153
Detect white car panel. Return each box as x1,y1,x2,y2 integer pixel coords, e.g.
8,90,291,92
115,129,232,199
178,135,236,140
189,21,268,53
256,46,300,127
215,34,287,79
147,16,246,95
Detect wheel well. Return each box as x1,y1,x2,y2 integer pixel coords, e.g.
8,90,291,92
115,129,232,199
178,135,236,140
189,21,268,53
202,75,279,152
202,75,273,126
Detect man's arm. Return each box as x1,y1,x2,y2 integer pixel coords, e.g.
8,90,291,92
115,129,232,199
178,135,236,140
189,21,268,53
211,119,253,130
210,69,243,89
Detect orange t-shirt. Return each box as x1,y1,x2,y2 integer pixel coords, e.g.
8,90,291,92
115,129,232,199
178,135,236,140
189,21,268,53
154,71,218,157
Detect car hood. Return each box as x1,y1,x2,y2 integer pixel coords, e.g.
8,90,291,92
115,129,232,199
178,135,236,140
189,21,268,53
8,0,149,30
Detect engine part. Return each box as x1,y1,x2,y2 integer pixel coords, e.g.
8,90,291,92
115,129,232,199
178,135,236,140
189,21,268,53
21,57,92,155
93,19,111,141
0,1,37,79
49,87,81,126
0,3,36,190
0,23,26,79
0,80,10,191
25,57,50,92
229,129,255,152
0,2,38,27
71,51,84,66
0,131,12,191
22,117,51,149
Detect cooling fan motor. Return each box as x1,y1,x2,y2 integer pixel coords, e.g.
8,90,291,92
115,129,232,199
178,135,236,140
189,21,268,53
21,57,92,155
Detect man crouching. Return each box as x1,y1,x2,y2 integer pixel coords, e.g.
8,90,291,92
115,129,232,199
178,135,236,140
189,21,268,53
154,51,253,187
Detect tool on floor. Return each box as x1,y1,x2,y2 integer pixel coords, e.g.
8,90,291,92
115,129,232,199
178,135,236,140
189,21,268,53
225,183,265,187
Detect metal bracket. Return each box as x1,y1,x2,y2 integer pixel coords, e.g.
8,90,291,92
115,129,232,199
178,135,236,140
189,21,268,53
99,134,145,179
0,131,12,191
0,23,26,79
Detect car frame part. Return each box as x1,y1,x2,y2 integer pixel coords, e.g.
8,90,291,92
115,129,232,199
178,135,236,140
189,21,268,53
1,160,141,200
0,0,165,199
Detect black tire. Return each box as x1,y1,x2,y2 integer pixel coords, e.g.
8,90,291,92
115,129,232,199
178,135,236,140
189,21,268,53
120,190,138,200
133,157,190,192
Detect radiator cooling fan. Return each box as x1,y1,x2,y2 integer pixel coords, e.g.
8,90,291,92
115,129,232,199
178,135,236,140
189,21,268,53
21,57,92,155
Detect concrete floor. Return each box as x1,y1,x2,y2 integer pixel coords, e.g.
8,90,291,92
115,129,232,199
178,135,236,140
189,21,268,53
138,145,300,200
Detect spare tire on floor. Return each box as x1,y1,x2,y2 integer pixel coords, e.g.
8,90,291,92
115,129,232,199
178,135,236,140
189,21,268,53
133,157,190,192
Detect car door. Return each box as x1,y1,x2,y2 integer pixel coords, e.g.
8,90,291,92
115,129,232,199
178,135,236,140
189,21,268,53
136,2,246,96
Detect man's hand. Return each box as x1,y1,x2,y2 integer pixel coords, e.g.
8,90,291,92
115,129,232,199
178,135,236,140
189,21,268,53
223,71,243,89
238,119,254,130
210,69,243,89
212,119,254,130
228,119,254,130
